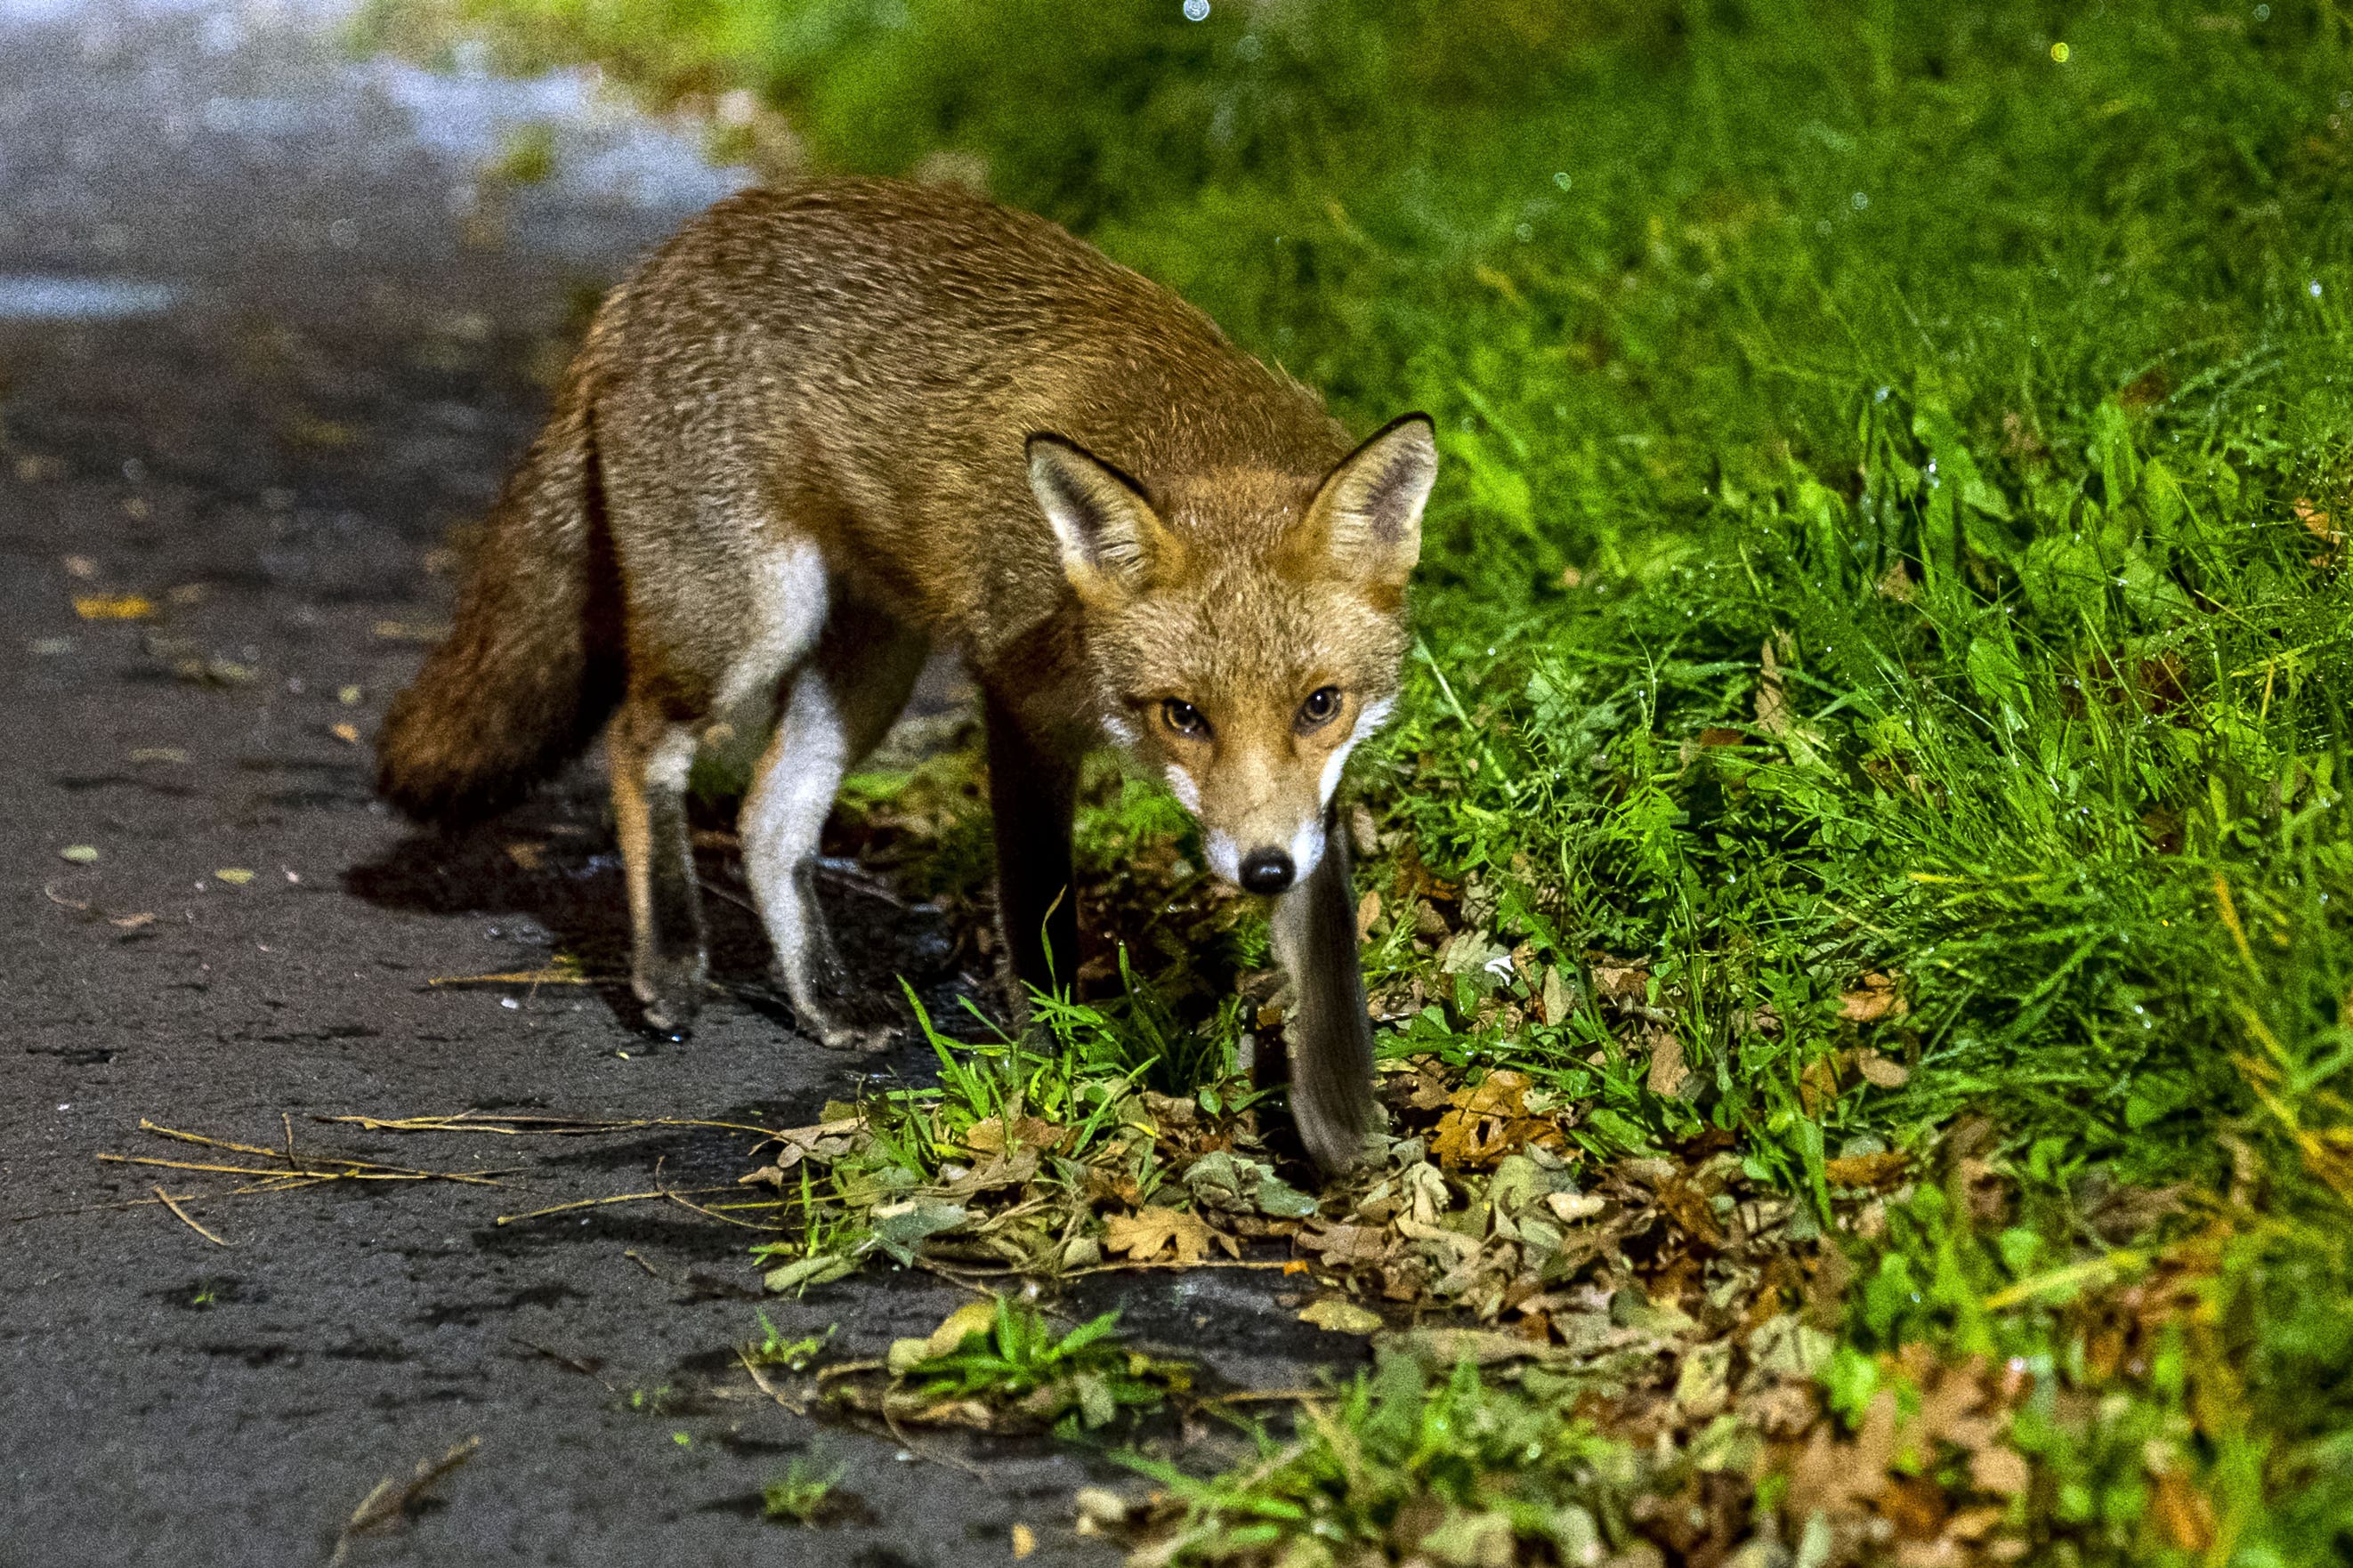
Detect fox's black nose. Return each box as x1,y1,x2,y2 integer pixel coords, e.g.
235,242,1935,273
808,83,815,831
1238,849,1296,895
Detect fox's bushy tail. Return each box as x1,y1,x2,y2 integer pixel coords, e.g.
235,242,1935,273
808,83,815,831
376,376,623,825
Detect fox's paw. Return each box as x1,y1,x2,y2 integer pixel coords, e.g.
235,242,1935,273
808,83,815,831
815,1019,898,1055
780,968,900,1054
634,955,708,1039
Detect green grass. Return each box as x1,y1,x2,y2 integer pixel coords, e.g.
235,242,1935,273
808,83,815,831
1123,1353,1655,1566
894,1296,1188,1435
746,974,1282,1289
360,1,2353,1558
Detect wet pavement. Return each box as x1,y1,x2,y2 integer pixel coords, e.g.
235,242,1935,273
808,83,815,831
0,4,1332,1562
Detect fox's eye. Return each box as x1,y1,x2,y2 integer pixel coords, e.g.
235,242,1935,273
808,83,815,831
1298,686,1342,729
1161,699,1209,739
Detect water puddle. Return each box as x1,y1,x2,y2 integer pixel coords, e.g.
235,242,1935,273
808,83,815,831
0,273,181,320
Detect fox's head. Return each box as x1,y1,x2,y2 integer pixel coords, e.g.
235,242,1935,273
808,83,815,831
1028,416,1438,896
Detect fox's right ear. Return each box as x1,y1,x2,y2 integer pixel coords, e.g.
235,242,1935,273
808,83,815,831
1028,434,1182,609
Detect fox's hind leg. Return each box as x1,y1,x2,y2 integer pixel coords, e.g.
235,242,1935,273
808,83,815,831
610,699,707,1035
742,594,927,1050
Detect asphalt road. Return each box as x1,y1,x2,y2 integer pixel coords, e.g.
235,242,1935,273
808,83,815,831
0,5,1330,1563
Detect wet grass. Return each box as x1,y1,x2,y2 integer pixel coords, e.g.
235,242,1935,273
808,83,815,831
360,2,2353,1561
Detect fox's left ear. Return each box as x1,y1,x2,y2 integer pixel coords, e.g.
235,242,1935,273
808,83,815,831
1301,413,1438,590
1028,433,1185,610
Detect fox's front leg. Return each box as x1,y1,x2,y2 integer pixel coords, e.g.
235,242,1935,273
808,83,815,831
1267,800,1377,1171
610,699,708,1036
984,691,1079,1019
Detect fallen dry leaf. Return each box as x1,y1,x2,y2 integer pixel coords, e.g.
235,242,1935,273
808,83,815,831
1546,1191,1605,1223
1429,1070,1571,1170
1012,1521,1037,1558
214,869,255,885
1540,966,1572,1025
964,1114,1068,1155
1298,1298,1385,1335
1786,1384,1901,1520
1455,1070,1531,1119
1799,1053,1844,1115
2152,1469,2215,1552
1592,963,1649,1003
1840,972,1909,1022
1879,1473,1947,1540
1427,1111,1498,1169
1824,1151,1911,1190
1756,638,1791,735
1298,1221,1389,1265
1969,1445,2029,1495
1103,1206,1211,1266
1379,1326,1569,1366
331,723,360,746
740,1116,864,1182
1645,1028,1691,1097
1856,1048,1910,1088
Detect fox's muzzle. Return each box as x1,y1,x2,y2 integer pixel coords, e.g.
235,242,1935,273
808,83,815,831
1202,812,1326,896
1238,848,1295,895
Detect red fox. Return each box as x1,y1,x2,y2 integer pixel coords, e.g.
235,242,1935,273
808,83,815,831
376,179,1435,1171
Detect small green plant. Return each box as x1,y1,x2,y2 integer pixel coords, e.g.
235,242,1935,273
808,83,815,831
745,1311,832,1370
905,1297,1181,1431
861,1295,1193,1436
763,1458,845,1525
1031,948,1252,1100
622,1386,675,1416
893,964,1252,1163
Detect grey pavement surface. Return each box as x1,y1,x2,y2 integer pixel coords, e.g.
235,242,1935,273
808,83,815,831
0,5,1337,1563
